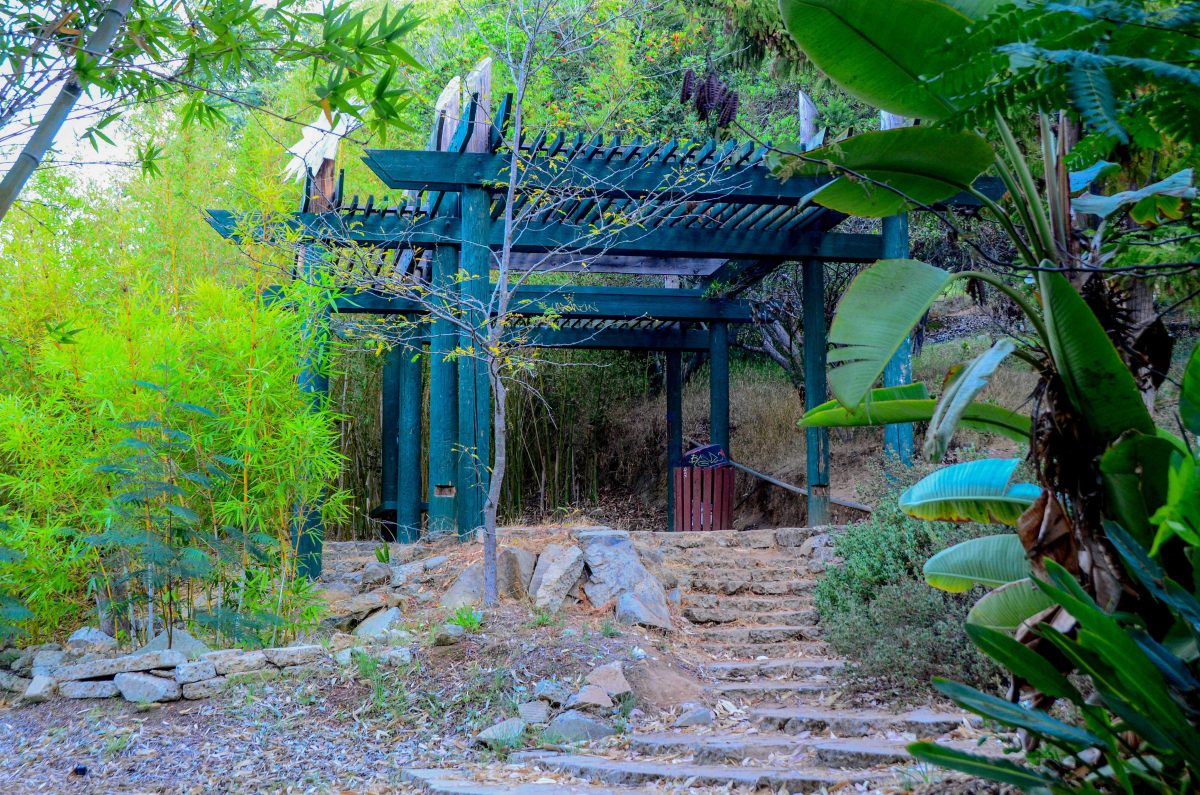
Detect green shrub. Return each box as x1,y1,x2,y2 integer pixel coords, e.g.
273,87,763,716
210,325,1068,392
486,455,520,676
815,496,1003,695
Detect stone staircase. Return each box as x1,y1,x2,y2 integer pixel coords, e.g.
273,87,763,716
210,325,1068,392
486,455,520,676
403,526,997,794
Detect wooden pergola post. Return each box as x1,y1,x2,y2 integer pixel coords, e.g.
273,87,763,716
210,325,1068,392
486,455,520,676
709,322,730,454
802,260,830,525
665,350,683,531
397,328,423,542
379,344,401,542
882,212,914,465
456,62,493,541
427,80,462,537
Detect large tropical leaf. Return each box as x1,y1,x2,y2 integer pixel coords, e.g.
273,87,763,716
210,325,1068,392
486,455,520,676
907,742,1056,790
900,458,1041,525
966,624,1083,702
1040,272,1155,442
1099,431,1176,547
1182,343,1199,437
925,339,1017,461
772,127,993,216
933,678,1104,747
924,533,1031,592
776,0,982,120
801,383,1031,443
827,260,953,408
967,578,1057,631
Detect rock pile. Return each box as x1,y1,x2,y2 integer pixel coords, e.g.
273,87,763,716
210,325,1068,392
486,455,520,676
1,628,333,705
476,658,637,750
440,527,673,630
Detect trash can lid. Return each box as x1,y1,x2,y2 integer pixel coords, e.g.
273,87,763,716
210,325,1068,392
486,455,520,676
684,444,729,468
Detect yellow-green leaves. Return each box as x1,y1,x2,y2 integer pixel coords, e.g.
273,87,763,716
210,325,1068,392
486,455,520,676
924,533,1030,592
900,458,1041,526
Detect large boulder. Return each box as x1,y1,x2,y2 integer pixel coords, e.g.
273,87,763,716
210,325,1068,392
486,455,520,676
137,628,211,660
56,649,185,682
578,529,672,630
440,563,484,609
114,672,181,703
624,659,703,710
545,710,615,743
67,627,118,653
354,607,403,640
528,544,585,612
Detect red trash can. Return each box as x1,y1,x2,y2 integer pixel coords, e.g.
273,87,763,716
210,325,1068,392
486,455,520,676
673,444,734,531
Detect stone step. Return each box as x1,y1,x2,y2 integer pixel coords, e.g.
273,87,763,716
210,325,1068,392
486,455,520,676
400,768,654,795
630,526,832,551
697,625,820,644
685,593,813,612
701,658,843,681
628,732,948,768
684,607,819,626
688,578,816,596
531,753,888,793
753,705,978,738
716,680,834,701
680,568,817,586
699,640,829,659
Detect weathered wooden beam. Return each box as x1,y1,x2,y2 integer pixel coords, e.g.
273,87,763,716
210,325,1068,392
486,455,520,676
709,322,730,453
332,285,754,323
518,324,711,351
379,345,401,542
364,149,832,205
507,253,727,276
208,209,884,262
397,336,423,542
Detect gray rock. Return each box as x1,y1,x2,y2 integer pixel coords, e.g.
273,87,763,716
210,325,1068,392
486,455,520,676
137,628,211,660
67,627,117,652
475,717,526,749
584,661,632,697
774,527,808,547
673,704,715,727
226,667,281,686
361,561,392,588
262,645,325,668
385,629,414,645
433,624,466,646
389,561,425,587
354,607,403,640
545,710,615,743
0,671,31,693
115,672,181,703
175,660,217,684
182,676,227,699
517,700,550,724
22,675,56,703
202,649,267,676
533,679,571,706
528,544,585,612
616,591,673,632
422,555,449,572
578,529,672,630
56,649,186,682
440,562,483,608
378,647,413,667
30,649,66,677
60,680,119,699
504,547,537,591
666,587,682,606
569,684,613,710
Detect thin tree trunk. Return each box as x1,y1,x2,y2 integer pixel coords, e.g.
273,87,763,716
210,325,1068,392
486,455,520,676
482,368,506,606
0,0,134,222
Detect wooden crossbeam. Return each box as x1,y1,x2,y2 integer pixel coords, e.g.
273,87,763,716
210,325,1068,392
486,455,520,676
207,210,886,262
327,285,754,322
363,149,832,205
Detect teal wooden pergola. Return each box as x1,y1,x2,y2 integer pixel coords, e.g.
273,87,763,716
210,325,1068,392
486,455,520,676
209,96,927,578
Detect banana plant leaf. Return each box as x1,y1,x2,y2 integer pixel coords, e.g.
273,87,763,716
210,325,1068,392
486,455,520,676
1040,272,1155,443
776,0,987,120
907,742,1057,790
770,127,993,216
967,577,1057,631
934,677,1104,747
925,339,1018,461
966,623,1084,702
1099,431,1176,547
1182,344,1199,437
1072,168,1196,219
924,534,1031,592
801,384,1031,443
900,458,1041,525
827,260,953,409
